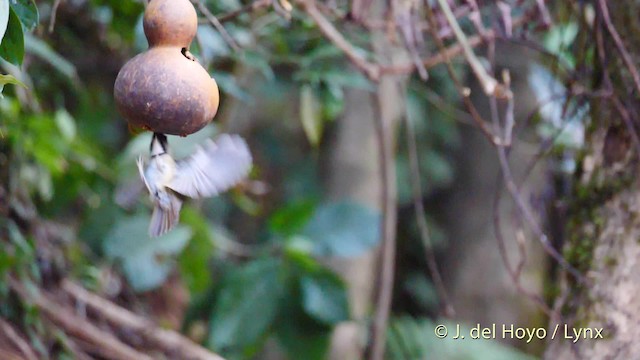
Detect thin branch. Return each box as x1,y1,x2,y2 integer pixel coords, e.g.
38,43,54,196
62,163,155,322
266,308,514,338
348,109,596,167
368,90,398,360
0,318,38,360
423,2,504,146
9,277,151,360
194,0,242,52
492,175,551,315
48,0,63,33
493,98,585,283
464,0,488,38
497,1,513,37
300,0,381,81
404,105,455,318
594,7,640,160
435,0,505,97
380,31,482,75
483,43,551,313
534,0,552,28
42,319,94,360
217,0,271,23
501,70,515,147
381,14,523,75
611,96,640,158
598,0,640,96
420,86,475,125
61,280,224,360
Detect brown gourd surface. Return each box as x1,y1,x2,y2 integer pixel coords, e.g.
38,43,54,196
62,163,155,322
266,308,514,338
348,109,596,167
114,0,220,136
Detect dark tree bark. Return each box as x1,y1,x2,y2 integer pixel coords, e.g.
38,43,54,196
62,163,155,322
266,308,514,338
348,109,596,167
545,2,640,358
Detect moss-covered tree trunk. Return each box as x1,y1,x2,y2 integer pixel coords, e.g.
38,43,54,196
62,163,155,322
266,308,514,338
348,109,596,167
545,2,640,358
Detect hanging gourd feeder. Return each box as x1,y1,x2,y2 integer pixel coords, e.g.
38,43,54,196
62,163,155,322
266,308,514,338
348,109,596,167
114,0,220,136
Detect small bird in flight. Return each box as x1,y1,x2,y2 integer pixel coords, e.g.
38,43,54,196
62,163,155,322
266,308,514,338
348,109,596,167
137,133,252,237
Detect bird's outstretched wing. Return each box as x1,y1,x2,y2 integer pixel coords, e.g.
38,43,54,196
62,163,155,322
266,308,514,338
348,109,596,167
168,134,252,198
149,192,182,237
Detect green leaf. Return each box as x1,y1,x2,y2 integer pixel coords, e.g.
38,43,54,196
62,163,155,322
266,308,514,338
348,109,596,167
275,287,331,360
321,83,344,121
0,73,26,97
208,258,284,354
0,8,24,65
103,215,192,292
543,22,578,69
300,85,323,147
0,73,25,87
9,0,38,31
300,269,349,325
269,199,317,237
304,201,381,257
0,0,8,44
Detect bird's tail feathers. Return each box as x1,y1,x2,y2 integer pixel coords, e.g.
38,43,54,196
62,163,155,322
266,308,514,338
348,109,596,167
148,193,182,237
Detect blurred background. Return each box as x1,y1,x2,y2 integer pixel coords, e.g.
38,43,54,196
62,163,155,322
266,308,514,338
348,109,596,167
0,0,620,359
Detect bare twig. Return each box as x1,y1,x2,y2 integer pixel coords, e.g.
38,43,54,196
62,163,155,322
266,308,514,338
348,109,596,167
300,0,381,81
497,2,513,37
534,0,551,28
421,86,475,125
48,0,63,33
484,50,552,311
598,0,640,96
41,319,94,360
492,177,552,314
396,6,428,80
611,96,640,158
368,89,398,360
404,103,455,318
464,0,488,38
594,8,640,160
384,11,532,75
194,0,242,52
435,0,505,97
484,60,552,312
493,97,585,283
423,2,504,146
61,280,224,360
0,318,38,360
502,70,515,146
0,349,24,360
380,31,483,75
217,0,271,23
9,278,150,360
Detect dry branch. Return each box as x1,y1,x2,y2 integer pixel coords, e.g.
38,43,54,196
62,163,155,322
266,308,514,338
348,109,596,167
368,91,398,360
9,278,150,360
194,0,241,52
404,106,455,318
0,318,38,360
61,280,224,360
300,0,381,81
435,0,500,96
